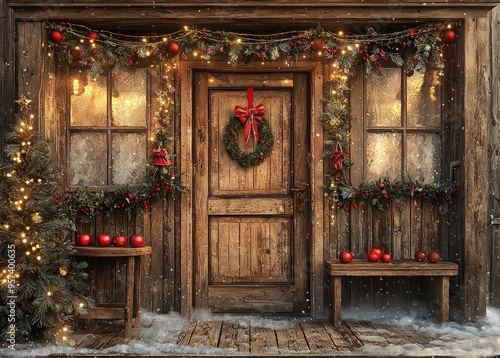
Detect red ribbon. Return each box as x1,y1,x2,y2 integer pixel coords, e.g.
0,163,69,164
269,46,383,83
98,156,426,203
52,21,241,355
333,149,343,170
235,88,265,143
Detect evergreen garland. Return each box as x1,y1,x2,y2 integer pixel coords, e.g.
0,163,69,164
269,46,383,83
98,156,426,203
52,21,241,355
223,117,274,167
326,152,457,215
0,105,93,344
47,21,458,215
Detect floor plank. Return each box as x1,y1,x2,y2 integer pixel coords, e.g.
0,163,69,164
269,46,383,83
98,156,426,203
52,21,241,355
188,321,222,348
67,317,450,355
219,321,250,352
300,322,334,353
345,320,389,347
250,325,278,354
177,320,197,346
275,322,309,352
322,321,361,351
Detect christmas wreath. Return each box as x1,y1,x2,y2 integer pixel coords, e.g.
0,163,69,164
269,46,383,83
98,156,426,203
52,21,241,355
223,116,274,167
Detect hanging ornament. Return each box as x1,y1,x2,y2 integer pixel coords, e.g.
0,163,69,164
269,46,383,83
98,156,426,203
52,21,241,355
32,212,43,224
89,31,99,40
423,44,432,52
59,265,68,276
15,94,32,111
49,29,64,43
152,148,174,167
166,41,180,57
332,143,344,170
442,29,457,44
311,39,325,51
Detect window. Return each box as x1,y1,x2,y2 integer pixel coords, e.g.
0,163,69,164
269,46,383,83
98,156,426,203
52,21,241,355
67,67,150,189
356,66,442,183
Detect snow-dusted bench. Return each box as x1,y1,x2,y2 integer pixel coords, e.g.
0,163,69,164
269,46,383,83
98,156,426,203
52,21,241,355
324,259,459,327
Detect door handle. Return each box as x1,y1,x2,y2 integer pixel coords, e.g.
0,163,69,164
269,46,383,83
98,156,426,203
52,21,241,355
291,186,307,212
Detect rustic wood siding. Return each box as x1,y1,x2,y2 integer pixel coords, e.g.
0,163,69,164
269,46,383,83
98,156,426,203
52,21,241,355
2,1,494,30
0,0,15,156
489,4,500,308
2,0,498,320
463,16,489,320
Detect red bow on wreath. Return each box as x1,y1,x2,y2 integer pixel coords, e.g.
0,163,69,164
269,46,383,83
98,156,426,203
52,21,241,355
153,148,173,167
235,88,265,143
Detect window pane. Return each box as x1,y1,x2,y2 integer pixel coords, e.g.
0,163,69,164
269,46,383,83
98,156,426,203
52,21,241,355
112,68,147,127
366,68,401,127
68,132,107,186
70,71,108,127
407,133,441,183
407,69,441,127
366,132,402,180
111,133,147,185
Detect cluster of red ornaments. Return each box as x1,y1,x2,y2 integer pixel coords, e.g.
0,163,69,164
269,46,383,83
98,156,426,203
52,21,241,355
77,233,145,247
338,248,441,263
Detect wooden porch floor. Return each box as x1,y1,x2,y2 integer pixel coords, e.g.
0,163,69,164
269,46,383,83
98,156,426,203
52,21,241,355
59,316,449,356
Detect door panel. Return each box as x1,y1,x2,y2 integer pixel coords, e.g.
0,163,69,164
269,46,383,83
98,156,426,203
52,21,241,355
209,217,292,284
194,71,310,314
209,90,291,196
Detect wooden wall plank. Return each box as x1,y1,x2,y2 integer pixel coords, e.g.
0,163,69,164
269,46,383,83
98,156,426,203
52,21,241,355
4,4,494,29
489,4,500,308
0,0,15,159
179,60,195,317
150,200,165,312
6,0,500,5
463,15,489,320
16,21,43,129
311,61,325,318
193,71,209,309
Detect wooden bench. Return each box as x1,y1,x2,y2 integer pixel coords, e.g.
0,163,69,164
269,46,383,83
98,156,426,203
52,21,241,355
324,259,459,327
74,246,152,338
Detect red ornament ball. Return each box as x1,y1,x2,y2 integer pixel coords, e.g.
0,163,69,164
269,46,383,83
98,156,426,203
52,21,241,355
310,39,325,51
442,29,457,44
166,41,180,57
89,31,99,40
339,251,354,264
49,29,64,44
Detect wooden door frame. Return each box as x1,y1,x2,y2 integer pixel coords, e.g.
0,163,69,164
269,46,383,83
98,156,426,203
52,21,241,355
178,61,325,318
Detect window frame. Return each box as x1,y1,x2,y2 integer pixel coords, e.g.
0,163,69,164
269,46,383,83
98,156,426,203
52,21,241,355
65,66,153,192
357,65,444,182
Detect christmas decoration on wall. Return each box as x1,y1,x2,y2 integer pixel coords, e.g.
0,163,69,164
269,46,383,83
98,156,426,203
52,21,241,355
223,88,274,167
153,148,174,167
58,88,187,223
224,117,274,168
325,151,457,215
0,98,92,344
442,27,457,44
48,22,454,79
46,21,459,217
48,29,64,43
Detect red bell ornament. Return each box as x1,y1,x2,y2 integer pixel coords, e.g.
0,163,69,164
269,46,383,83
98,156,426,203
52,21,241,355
153,148,174,167
442,29,457,44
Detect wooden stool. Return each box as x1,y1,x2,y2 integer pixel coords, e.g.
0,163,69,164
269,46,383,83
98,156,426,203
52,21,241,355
74,246,152,338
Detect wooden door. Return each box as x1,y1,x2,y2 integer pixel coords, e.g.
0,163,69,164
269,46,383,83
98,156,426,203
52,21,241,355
193,72,310,314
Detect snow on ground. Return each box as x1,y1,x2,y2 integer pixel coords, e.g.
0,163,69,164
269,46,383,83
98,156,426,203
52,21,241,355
1,307,500,357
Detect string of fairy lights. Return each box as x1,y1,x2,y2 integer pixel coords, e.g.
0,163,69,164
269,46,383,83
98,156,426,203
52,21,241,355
45,21,458,222
0,106,79,343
